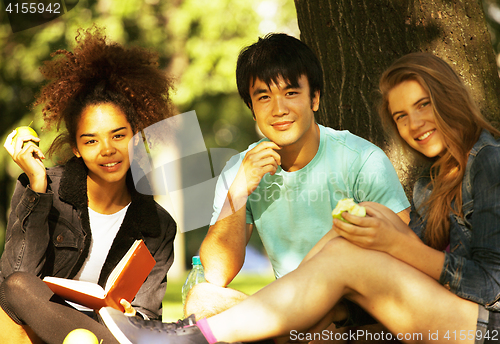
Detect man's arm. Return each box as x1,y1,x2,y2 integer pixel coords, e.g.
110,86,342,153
200,141,281,287
200,215,253,287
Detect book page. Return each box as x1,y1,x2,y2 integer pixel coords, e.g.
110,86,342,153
43,277,105,298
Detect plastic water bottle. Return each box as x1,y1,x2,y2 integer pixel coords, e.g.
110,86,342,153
181,256,206,306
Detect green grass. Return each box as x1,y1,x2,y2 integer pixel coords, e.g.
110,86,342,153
162,272,275,322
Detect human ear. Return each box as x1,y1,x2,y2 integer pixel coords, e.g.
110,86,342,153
72,146,81,158
312,91,320,111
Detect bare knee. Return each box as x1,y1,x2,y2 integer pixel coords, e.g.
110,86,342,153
321,236,360,258
184,282,248,320
317,237,374,288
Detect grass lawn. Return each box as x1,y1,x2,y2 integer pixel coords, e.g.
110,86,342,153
162,272,275,322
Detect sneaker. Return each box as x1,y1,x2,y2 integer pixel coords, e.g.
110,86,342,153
98,307,209,344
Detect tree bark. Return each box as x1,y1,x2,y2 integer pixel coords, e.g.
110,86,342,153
294,0,500,197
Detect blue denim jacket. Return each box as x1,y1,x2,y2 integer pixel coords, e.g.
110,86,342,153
410,130,500,311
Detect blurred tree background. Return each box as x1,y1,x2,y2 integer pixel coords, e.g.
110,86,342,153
1,0,500,276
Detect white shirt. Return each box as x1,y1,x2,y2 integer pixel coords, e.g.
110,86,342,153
74,204,130,283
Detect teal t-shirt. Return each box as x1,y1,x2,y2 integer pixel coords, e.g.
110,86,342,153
210,124,409,278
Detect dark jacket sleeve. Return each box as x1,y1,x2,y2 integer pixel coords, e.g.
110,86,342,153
0,175,53,282
131,204,176,320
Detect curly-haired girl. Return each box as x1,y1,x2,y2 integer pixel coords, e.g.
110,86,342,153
0,26,176,344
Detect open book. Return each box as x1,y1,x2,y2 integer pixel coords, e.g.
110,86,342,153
43,239,156,312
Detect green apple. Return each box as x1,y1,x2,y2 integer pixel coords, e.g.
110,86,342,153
332,198,366,223
13,125,39,149
63,329,99,344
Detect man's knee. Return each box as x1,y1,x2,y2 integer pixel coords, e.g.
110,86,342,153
184,282,248,320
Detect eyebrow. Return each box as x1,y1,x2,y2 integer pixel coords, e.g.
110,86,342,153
391,96,430,117
251,83,300,97
251,87,268,97
79,126,128,139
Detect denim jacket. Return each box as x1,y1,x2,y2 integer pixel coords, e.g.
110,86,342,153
410,130,500,311
0,157,176,319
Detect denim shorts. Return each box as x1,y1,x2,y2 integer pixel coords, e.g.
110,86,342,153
478,304,500,344
483,305,500,344
477,304,489,344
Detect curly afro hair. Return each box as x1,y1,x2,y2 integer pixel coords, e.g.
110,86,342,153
34,25,175,160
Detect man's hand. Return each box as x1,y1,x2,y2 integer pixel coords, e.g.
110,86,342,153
233,141,281,198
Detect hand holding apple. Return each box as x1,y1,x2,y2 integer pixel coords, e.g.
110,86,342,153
332,198,366,223
13,125,39,148
4,124,41,157
4,124,47,192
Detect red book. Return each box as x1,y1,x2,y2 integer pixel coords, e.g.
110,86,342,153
43,240,156,312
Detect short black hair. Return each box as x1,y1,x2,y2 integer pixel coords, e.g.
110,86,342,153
236,33,323,109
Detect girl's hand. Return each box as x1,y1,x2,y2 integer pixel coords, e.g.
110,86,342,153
4,130,47,192
120,299,136,317
333,202,415,255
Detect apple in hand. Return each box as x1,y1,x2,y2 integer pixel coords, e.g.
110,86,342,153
332,198,366,223
63,329,100,344
13,125,39,149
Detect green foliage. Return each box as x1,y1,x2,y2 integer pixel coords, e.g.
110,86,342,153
168,0,260,105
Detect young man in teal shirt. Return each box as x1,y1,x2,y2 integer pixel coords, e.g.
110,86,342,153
200,33,410,290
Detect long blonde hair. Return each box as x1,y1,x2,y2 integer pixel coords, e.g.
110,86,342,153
378,53,500,250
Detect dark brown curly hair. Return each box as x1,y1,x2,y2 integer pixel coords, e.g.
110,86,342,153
34,25,175,161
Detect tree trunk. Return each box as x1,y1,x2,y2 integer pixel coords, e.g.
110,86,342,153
294,0,500,197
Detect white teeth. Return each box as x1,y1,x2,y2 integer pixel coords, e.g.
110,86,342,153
102,162,118,167
417,130,434,141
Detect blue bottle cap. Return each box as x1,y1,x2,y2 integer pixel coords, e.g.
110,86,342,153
192,256,201,265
